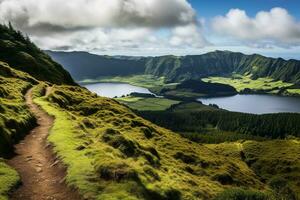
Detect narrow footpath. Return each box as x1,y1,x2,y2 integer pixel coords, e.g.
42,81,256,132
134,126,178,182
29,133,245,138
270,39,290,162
7,88,81,200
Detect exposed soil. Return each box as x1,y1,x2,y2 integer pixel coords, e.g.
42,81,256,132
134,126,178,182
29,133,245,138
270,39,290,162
7,88,82,200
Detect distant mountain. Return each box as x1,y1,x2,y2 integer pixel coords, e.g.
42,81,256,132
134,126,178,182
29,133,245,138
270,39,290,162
46,51,145,80
48,50,300,84
0,24,75,85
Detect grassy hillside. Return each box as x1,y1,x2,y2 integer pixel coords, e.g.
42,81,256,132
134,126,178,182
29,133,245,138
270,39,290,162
0,62,38,200
207,140,300,199
32,84,273,200
0,61,37,156
0,24,76,199
0,24,75,85
0,160,19,200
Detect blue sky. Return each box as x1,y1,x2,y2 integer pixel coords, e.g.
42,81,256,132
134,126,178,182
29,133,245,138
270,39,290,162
1,0,300,59
189,0,300,18
186,0,300,59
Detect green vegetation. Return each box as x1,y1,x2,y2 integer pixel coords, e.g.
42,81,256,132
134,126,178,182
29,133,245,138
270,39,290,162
0,23,76,199
138,102,300,140
117,96,180,111
0,23,75,85
154,80,237,100
214,188,269,200
0,62,36,200
286,89,300,96
0,61,36,156
207,139,300,198
50,50,300,85
32,84,272,200
0,160,20,200
203,75,299,95
1,24,299,200
80,75,173,90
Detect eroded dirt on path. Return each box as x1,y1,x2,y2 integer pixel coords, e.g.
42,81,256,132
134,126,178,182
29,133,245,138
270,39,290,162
7,88,82,200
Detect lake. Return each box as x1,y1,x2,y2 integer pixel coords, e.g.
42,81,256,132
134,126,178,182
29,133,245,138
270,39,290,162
198,94,300,114
83,82,153,98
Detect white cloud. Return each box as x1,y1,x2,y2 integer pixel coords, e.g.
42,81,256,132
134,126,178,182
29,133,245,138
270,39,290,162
170,23,209,48
0,0,208,52
212,7,300,47
0,0,196,30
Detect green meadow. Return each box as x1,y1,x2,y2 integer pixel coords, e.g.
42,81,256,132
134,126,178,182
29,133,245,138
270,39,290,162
202,75,300,95
80,75,167,89
117,96,180,111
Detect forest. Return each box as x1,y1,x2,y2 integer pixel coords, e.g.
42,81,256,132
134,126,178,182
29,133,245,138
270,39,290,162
138,102,300,140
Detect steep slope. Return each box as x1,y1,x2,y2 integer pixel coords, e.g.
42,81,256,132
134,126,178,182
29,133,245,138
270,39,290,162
48,50,300,84
0,61,36,200
33,84,271,200
0,61,37,156
0,24,77,200
144,51,300,83
0,24,75,85
46,51,145,80
207,140,300,199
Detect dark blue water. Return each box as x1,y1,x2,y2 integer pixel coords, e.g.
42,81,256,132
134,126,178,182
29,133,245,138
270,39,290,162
84,82,153,98
198,94,300,114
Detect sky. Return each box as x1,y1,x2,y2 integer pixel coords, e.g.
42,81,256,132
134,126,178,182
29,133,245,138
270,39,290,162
0,0,300,59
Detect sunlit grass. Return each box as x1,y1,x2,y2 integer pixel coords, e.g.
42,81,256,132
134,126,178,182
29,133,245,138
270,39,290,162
0,61,36,200
0,160,20,200
206,139,300,198
203,75,293,93
117,96,180,111
33,84,270,200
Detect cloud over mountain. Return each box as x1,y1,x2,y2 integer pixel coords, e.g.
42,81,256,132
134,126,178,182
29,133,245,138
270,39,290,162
212,7,300,47
0,0,208,52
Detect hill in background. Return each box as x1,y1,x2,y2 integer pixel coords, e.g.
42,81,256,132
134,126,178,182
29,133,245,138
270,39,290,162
48,50,300,84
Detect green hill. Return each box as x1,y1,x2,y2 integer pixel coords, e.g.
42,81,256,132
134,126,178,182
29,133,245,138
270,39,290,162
46,51,145,80
0,24,75,85
48,50,300,85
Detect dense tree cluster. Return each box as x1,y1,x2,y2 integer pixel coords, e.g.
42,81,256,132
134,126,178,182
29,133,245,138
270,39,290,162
138,109,300,139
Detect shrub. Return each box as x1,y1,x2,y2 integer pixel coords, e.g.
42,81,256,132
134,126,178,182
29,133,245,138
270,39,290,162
269,177,297,200
212,172,233,185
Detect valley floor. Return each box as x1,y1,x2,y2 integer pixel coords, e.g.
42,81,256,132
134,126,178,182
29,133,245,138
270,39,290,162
203,75,300,96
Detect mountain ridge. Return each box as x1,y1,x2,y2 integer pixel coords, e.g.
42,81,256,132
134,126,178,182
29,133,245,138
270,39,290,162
47,50,300,84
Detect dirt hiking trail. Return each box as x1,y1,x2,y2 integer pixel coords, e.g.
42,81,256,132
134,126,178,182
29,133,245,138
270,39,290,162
7,87,81,200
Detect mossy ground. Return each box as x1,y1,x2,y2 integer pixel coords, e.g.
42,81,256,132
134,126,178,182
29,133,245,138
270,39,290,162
117,96,180,111
206,139,300,199
33,84,271,200
0,160,20,200
0,61,36,155
0,61,37,200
